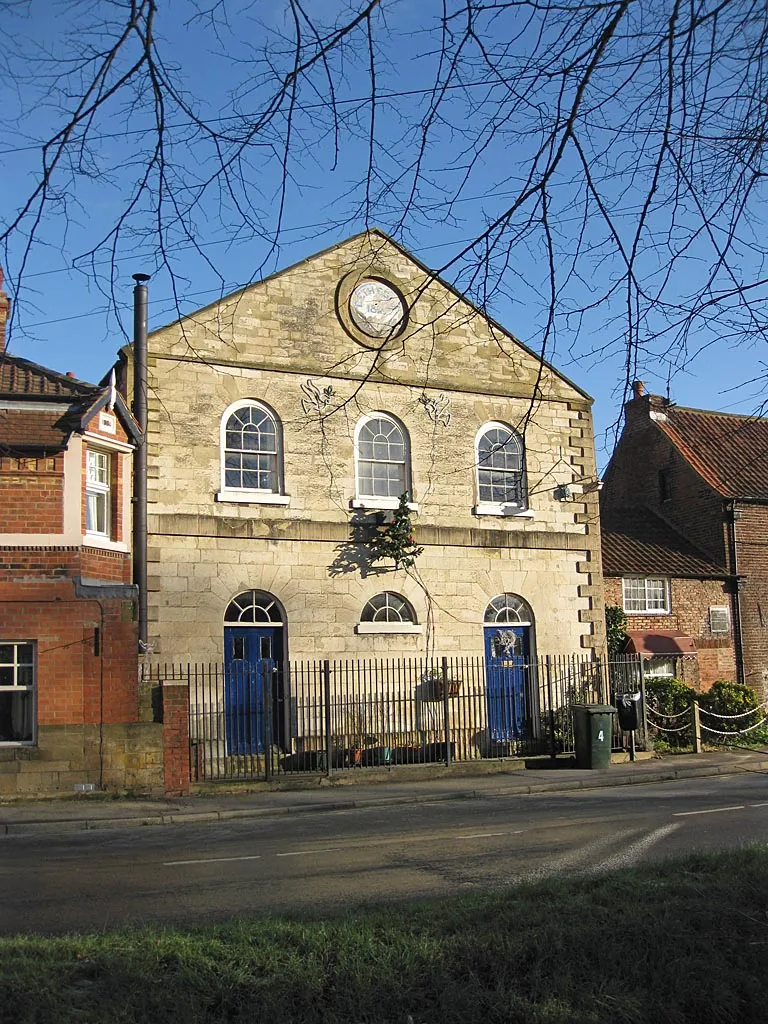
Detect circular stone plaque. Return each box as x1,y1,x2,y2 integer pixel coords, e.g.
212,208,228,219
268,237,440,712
349,279,406,338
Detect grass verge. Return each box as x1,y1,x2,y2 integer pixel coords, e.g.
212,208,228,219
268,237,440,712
2,846,768,1023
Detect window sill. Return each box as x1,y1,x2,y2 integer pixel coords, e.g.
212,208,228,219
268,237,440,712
623,608,671,616
355,622,423,634
351,498,419,512
84,534,129,553
216,490,290,506
473,504,534,518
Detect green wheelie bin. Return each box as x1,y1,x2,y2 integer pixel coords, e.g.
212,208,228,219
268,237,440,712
571,704,615,769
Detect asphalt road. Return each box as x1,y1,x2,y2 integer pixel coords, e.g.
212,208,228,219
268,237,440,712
1,772,767,935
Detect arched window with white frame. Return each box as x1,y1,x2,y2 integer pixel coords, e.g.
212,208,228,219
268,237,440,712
353,412,414,509
475,422,527,514
218,400,289,505
356,591,421,634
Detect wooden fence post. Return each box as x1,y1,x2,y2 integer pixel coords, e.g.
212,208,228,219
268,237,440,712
692,700,702,754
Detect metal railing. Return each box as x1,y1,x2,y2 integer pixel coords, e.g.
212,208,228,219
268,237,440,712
143,653,645,781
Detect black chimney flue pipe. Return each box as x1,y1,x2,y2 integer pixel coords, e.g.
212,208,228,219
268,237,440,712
132,273,150,650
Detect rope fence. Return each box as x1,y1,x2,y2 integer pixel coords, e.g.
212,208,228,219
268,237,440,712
646,698,768,749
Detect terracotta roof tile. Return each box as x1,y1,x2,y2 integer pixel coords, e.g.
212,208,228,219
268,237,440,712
601,505,726,577
0,354,97,397
0,408,72,450
658,405,768,499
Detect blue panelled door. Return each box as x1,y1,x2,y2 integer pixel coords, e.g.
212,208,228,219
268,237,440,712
484,625,530,741
224,626,281,755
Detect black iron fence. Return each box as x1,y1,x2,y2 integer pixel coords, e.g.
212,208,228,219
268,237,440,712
143,653,647,782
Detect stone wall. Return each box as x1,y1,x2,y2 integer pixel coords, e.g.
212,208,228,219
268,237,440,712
0,722,164,798
143,232,605,664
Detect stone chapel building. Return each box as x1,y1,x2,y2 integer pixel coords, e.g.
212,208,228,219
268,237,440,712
124,231,605,683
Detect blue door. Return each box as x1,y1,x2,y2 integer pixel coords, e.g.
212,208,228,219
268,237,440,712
484,625,530,741
224,626,281,755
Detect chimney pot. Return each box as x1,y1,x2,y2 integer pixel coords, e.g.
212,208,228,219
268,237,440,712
66,371,76,378
632,380,646,399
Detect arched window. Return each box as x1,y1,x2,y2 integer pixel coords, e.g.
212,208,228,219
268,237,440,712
360,592,416,624
355,413,411,504
484,594,533,625
476,423,527,510
224,590,284,624
219,400,288,503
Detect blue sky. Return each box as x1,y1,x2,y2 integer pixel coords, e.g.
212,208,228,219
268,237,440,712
1,0,765,468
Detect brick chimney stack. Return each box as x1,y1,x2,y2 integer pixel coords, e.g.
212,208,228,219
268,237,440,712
632,380,645,399
0,267,9,355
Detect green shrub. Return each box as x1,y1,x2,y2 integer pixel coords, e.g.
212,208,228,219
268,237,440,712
644,677,695,748
698,680,768,745
605,605,628,658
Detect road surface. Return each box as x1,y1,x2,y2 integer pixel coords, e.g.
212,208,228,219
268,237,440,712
1,772,766,934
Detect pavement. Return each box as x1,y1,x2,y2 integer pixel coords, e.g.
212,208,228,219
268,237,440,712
2,749,767,835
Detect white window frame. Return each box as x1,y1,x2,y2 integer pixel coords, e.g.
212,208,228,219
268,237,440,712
85,448,111,538
352,412,417,511
217,399,289,505
644,657,677,678
473,422,529,517
0,641,36,745
622,576,670,614
356,592,422,634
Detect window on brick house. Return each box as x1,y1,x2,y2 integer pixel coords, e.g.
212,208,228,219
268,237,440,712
709,606,730,633
86,449,111,536
622,577,670,614
0,642,35,743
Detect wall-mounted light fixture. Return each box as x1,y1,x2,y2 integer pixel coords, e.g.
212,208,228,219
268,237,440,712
554,484,571,501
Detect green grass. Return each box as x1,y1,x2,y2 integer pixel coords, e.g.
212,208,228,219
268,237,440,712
2,847,768,1024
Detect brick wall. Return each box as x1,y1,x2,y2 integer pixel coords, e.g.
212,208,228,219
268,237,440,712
0,546,131,583
735,504,768,698
604,575,735,688
0,454,65,533
162,681,191,796
0,578,139,726
602,396,728,564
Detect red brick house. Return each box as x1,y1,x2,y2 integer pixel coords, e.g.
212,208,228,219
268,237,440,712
0,272,165,796
601,382,768,696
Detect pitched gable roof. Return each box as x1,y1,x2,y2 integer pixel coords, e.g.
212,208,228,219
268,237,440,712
148,228,592,402
655,405,768,500
601,505,727,577
0,354,140,452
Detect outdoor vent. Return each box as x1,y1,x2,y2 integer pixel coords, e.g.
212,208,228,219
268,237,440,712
709,606,730,634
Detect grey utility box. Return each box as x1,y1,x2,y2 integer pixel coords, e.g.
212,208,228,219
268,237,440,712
572,704,615,769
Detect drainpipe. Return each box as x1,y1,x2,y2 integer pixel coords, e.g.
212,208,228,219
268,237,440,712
132,273,150,650
725,499,745,687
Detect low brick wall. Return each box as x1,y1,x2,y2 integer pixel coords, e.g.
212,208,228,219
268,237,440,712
162,682,191,797
0,722,164,798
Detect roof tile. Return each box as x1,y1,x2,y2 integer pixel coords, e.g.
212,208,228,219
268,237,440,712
658,405,768,499
601,505,726,576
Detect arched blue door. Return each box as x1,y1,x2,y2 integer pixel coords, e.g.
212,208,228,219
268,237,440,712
483,594,534,742
224,591,285,755
484,625,530,741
